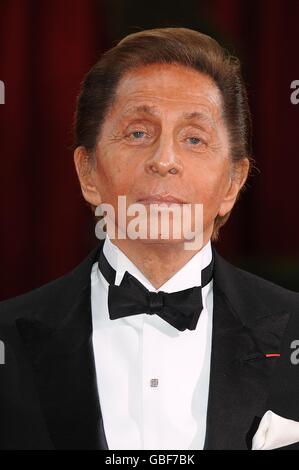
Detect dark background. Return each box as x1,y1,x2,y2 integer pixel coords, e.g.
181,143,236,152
0,0,298,300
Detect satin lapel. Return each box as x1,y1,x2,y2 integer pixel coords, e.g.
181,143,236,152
266,303,299,423
204,248,291,450
15,243,109,450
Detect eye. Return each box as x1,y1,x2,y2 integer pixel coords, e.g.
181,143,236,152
187,136,202,145
124,128,154,145
131,130,146,139
125,129,149,142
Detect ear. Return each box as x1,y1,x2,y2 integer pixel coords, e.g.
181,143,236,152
73,146,102,206
218,157,250,217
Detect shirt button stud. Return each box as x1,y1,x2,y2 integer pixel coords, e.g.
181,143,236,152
150,378,159,387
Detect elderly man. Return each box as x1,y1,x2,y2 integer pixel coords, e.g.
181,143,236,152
0,28,299,451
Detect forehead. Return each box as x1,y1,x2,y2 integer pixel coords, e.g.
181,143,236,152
112,63,223,122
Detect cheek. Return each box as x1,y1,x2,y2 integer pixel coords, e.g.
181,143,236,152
193,161,228,192
95,151,135,201
191,161,230,213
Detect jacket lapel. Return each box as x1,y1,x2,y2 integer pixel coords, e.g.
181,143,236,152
265,300,299,423
204,247,291,450
15,241,109,450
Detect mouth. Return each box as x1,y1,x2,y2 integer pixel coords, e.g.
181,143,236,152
137,193,187,205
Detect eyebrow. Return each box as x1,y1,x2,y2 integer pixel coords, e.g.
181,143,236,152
121,106,215,127
182,111,215,127
122,104,159,116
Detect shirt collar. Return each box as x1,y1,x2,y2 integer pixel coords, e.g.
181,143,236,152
102,233,212,293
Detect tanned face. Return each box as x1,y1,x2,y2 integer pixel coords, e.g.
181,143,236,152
75,63,249,247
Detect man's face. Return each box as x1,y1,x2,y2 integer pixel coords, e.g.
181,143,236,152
75,63,247,245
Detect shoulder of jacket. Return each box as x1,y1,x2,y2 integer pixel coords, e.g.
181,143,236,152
0,243,102,325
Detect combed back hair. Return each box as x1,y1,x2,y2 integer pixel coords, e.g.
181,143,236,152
74,27,253,240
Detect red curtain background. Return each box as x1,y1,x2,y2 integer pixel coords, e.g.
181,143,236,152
0,0,298,300
0,0,107,298
210,0,299,258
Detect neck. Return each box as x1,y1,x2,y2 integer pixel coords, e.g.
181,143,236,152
108,231,212,289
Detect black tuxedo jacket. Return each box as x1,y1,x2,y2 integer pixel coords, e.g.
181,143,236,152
0,240,299,450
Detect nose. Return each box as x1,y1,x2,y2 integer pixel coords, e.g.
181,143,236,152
145,137,183,177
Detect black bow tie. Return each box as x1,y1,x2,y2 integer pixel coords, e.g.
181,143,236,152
98,249,214,332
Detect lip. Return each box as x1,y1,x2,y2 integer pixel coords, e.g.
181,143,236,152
137,194,187,204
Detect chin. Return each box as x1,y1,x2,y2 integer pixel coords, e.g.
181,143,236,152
136,236,191,246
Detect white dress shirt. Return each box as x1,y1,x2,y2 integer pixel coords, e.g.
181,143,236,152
90,234,214,450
